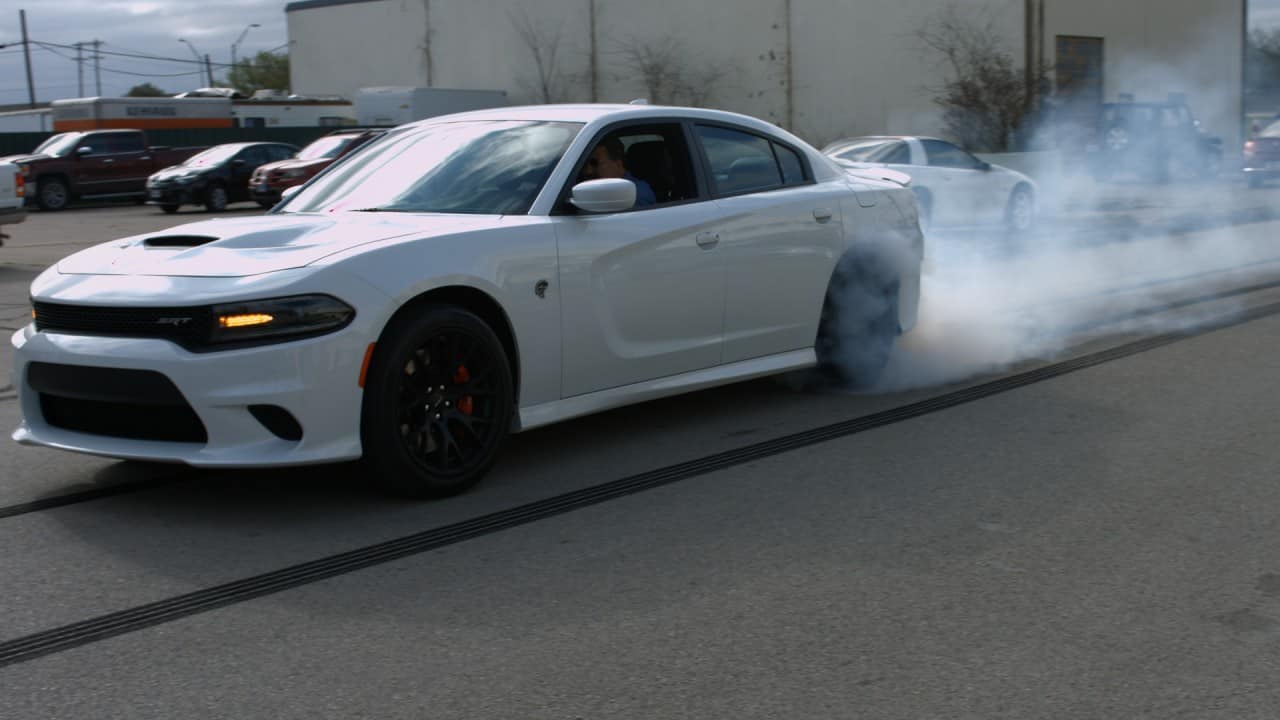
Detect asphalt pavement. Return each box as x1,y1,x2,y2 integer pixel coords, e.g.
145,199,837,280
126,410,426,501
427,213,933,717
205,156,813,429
1,192,1279,718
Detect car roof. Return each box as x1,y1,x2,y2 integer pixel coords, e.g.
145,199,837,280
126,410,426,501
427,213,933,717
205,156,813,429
404,103,807,143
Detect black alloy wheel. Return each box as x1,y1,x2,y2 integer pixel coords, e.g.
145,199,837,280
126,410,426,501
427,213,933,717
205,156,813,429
37,178,69,211
815,252,900,391
205,184,229,212
361,305,513,497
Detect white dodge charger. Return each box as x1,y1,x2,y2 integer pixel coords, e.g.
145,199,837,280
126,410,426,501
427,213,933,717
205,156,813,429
11,105,923,496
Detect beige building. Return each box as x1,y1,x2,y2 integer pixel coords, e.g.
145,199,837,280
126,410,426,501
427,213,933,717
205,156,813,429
286,0,1245,148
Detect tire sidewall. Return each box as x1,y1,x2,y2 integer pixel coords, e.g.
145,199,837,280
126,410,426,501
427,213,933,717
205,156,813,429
205,184,228,212
38,178,69,211
361,304,514,497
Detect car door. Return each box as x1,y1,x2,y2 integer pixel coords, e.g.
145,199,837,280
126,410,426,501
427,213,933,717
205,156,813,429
920,139,997,225
554,122,726,398
694,123,844,364
228,146,266,201
73,134,127,195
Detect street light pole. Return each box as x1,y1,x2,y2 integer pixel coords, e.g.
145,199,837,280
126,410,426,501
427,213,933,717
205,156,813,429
230,23,260,85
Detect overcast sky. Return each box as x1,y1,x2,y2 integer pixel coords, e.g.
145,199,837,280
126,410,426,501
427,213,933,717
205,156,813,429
0,1,291,105
2,0,1280,107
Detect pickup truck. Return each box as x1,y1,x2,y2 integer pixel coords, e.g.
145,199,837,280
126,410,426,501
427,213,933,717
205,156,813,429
0,159,27,244
1,129,206,211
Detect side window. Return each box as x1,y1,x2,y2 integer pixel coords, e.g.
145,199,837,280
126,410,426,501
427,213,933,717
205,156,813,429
238,147,265,166
773,143,807,185
271,145,296,162
572,122,700,210
113,133,145,154
696,125,782,196
922,139,983,170
881,142,911,165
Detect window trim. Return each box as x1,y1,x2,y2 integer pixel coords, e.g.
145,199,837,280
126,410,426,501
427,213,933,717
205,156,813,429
551,118,711,216
690,120,815,200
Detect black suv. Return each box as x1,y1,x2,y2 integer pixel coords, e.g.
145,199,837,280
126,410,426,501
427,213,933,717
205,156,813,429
1086,100,1223,182
146,142,299,213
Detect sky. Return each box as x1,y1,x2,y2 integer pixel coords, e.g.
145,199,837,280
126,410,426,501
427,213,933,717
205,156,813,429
0,1,291,106
2,0,1280,107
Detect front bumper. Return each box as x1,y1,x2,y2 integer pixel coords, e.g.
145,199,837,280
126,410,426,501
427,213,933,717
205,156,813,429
0,205,27,225
11,322,369,467
145,184,203,206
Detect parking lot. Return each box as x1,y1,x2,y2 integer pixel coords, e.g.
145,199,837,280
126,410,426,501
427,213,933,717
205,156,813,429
3,190,1280,718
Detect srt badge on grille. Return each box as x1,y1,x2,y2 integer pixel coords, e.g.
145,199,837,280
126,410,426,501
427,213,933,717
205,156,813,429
156,317,193,326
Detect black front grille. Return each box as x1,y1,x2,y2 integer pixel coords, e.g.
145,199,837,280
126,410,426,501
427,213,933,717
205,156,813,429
28,362,207,443
33,301,213,347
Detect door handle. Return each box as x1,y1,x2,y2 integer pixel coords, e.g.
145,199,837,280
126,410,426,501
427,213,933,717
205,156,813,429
103,159,114,164
695,231,720,249
813,207,833,222
141,156,151,160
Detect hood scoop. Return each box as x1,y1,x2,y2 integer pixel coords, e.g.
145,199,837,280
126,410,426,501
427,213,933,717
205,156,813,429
144,234,219,248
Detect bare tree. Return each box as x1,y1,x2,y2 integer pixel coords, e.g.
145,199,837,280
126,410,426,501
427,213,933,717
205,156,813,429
613,36,728,107
917,5,1050,152
510,8,576,104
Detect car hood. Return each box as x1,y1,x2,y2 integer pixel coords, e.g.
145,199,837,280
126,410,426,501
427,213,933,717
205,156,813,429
55,213,496,278
150,164,207,181
257,158,329,173
1,153,52,165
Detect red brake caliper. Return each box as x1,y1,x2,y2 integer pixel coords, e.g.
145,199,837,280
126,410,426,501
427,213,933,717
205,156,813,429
453,365,474,416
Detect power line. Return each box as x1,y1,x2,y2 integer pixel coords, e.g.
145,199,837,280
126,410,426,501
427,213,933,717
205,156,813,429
34,40,235,68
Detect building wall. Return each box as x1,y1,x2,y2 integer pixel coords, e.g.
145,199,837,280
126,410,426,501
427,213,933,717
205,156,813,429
288,0,1242,148
1045,0,1245,147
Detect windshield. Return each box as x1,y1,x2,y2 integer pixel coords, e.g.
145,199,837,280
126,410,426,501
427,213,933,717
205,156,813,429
280,120,582,215
183,145,245,167
832,139,908,163
32,133,85,157
1262,121,1280,139
297,136,354,161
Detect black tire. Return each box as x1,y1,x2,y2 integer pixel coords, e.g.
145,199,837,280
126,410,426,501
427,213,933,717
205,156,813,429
36,177,70,211
256,200,275,209
205,184,229,212
1005,186,1035,234
360,304,514,497
913,189,933,234
815,252,900,390
159,204,180,214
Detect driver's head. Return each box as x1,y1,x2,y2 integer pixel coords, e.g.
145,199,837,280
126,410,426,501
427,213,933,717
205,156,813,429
582,137,626,180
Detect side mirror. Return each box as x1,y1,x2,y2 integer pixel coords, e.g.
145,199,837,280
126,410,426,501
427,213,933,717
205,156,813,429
75,146,94,157
232,159,246,166
280,185,302,202
568,178,636,214
977,160,992,172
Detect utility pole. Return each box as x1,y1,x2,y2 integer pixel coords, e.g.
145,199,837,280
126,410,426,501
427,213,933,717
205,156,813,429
204,55,214,86
423,0,433,86
20,9,36,107
91,39,102,96
74,41,85,96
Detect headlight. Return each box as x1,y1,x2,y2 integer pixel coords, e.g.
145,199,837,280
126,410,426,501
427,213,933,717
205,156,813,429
175,174,199,185
209,294,354,346
283,168,307,179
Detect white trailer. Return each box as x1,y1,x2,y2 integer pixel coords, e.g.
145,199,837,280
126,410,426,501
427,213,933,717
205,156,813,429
355,87,507,127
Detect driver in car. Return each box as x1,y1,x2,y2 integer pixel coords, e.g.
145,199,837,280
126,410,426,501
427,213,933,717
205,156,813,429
580,137,656,207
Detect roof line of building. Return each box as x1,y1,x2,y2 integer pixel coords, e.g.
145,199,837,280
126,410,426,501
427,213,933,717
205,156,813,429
286,0,383,12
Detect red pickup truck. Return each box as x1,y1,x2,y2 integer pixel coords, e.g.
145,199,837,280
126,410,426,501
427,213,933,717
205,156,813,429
2,129,206,211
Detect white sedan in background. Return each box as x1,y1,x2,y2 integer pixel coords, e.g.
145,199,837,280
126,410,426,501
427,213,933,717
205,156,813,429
12,104,923,498
824,136,1038,234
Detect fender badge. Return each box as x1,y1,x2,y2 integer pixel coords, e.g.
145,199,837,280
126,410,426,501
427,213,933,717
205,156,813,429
534,280,549,299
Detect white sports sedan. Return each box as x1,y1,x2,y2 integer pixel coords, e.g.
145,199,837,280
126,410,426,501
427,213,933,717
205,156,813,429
11,105,923,497
823,136,1038,233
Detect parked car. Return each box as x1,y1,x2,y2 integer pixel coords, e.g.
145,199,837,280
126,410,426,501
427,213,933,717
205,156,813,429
0,129,206,211
1243,119,1280,188
823,135,1038,233
146,142,299,213
1085,99,1223,182
250,129,383,207
12,104,924,497
0,159,27,244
